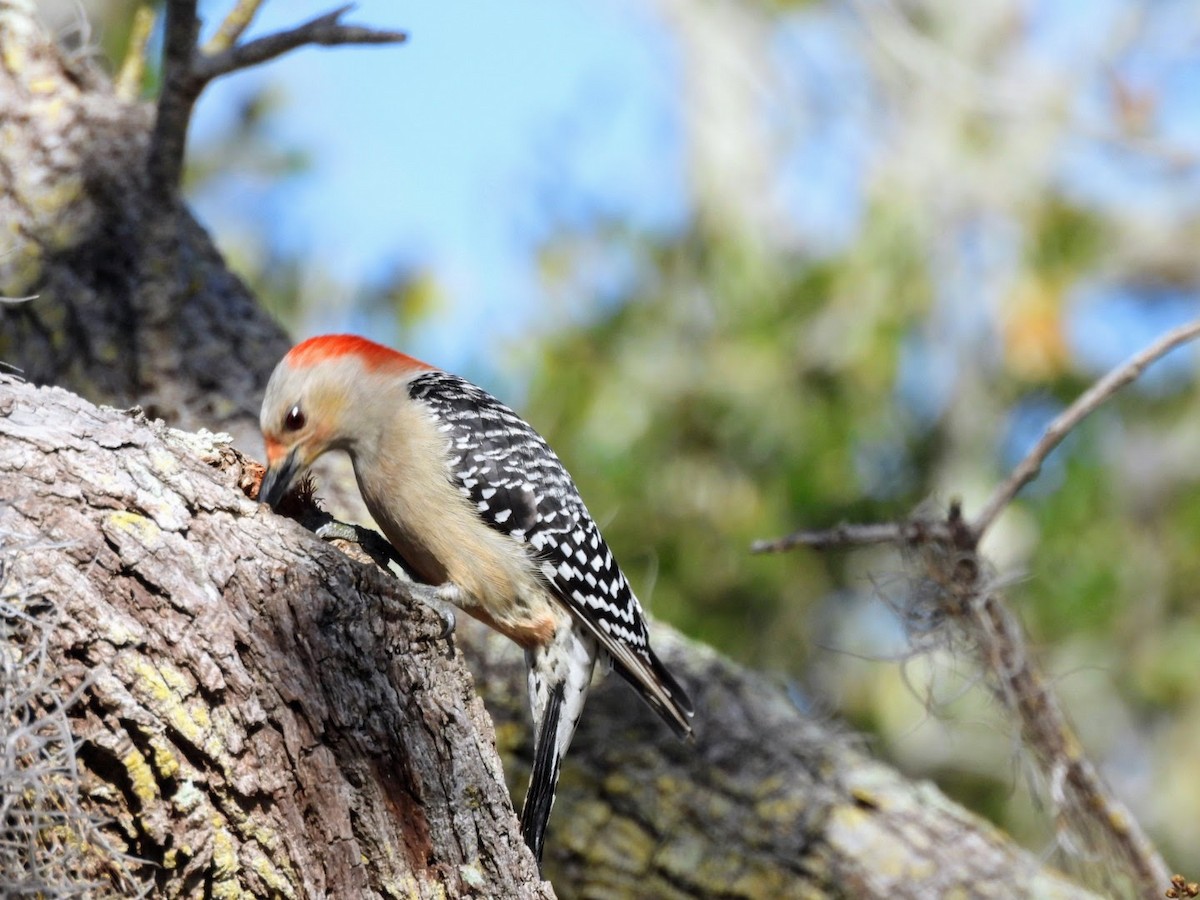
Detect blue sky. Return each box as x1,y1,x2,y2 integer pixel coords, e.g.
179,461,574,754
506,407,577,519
182,0,1200,392
189,1,686,371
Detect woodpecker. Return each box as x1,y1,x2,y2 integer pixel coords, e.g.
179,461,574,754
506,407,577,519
258,334,693,861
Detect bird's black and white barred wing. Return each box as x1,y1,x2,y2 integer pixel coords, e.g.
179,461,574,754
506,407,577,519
408,371,693,736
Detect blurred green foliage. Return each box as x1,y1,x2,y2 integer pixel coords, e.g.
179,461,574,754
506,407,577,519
526,222,939,671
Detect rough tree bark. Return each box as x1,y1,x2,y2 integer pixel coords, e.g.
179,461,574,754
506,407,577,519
0,3,1105,897
0,374,547,897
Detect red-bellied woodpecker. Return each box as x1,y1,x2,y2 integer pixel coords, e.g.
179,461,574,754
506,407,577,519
258,334,693,861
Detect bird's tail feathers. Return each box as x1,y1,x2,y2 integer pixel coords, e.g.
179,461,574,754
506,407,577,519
520,680,564,864
625,647,694,740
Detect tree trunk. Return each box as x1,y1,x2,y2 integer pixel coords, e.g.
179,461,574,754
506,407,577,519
0,374,549,898
0,0,288,453
0,5,1104,897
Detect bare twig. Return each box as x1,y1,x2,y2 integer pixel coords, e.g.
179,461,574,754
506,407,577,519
114,3,156,102
752,322,1200,895
756,502,1176,892
192,5,407,86
147,3,406,199
203,0,265,55
754,319,1200,555
962,587,1169,896
970,318,1200,538
751,519,954,553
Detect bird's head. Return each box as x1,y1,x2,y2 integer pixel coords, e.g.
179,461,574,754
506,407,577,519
258,334,433,509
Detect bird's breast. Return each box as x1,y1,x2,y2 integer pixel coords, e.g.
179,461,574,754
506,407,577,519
352,448,563,648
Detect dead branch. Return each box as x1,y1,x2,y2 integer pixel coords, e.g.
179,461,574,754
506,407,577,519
751,518,956,553
756,318,1200,554
970,317,1200,538
905,532,1170,896
192,5,407,85
147,2,406,198
750,322,1200,896
146,0,201,198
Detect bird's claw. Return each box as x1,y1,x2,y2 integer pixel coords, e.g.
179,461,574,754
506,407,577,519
429,602,457,657
317,520,456,656
315,520,361,544
388,564,457,656
411,586,457,657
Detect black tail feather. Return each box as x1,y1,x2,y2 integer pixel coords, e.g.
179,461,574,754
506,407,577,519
520,681,565,863
650,647,694,720
612,647,694,740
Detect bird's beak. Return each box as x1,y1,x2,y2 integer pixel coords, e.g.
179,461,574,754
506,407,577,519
259,447,302,509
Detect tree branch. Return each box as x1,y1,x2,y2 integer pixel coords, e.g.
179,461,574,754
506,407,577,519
203,0,265,55
147,2,406,200
0,374,551,897
146,0,200,199
749,322,1200,896
751,518,955,553
114,3,157,101
970,317,1200,538
960,582,1169,895
755,318,1200,554
193,5,407,85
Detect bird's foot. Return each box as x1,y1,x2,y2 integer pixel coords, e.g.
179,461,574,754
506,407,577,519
316,519,456,653
315,520,361,544
405,577,458,647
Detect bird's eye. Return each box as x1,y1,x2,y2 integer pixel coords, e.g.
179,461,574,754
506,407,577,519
284,404,306,431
